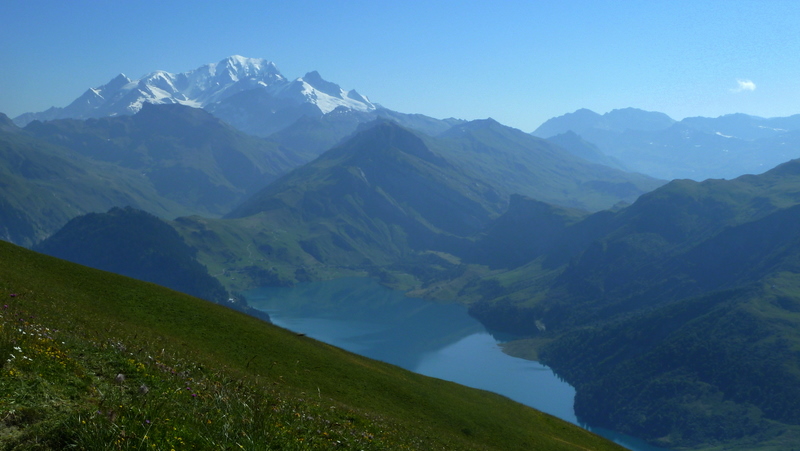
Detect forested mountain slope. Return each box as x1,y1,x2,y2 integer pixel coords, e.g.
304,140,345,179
462,159,800,449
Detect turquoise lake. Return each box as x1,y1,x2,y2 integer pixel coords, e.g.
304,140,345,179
246,277,666,451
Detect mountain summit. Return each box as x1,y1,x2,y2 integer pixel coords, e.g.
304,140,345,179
14,56,376,130
533,108,800,180
532,107,676,138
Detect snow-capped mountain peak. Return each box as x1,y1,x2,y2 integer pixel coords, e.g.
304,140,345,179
281,71,375,114
217,55,279,78
13,56,375,128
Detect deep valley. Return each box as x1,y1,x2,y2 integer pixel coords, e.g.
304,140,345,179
3,55,800,450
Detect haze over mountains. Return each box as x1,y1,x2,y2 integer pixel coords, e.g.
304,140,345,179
2,57,666,248
535,107,800,180
5,55,800,450
0,104,305,246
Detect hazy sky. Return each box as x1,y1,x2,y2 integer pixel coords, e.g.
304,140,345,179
2,0,799,131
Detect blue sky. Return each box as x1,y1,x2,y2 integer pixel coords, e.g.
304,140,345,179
2,0,799,131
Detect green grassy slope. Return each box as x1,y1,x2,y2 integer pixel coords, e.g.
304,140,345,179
0,240,624,450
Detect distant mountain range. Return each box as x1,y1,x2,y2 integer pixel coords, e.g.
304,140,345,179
18,55,800,183
535,107,800,180
535,107,677,137
1,110,187,246
7,55,800,451
14,55,376,136
12,55,471,149
0,104,308,246
1,102,660,250
175,119,661,289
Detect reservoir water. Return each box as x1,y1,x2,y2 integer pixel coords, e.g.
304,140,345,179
246,277,666,451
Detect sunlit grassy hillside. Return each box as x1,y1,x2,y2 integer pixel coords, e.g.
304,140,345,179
0,240,624,450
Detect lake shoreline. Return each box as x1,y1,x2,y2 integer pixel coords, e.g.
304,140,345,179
246,277,668,451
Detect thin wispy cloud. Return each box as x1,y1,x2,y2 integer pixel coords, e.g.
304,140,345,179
732,79,756,93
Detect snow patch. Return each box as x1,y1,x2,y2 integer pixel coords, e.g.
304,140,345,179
757,125,787,132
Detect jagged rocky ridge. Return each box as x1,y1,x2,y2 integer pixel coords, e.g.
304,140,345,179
14,55,376,137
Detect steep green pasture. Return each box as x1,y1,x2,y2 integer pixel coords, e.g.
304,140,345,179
0,240,623,450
